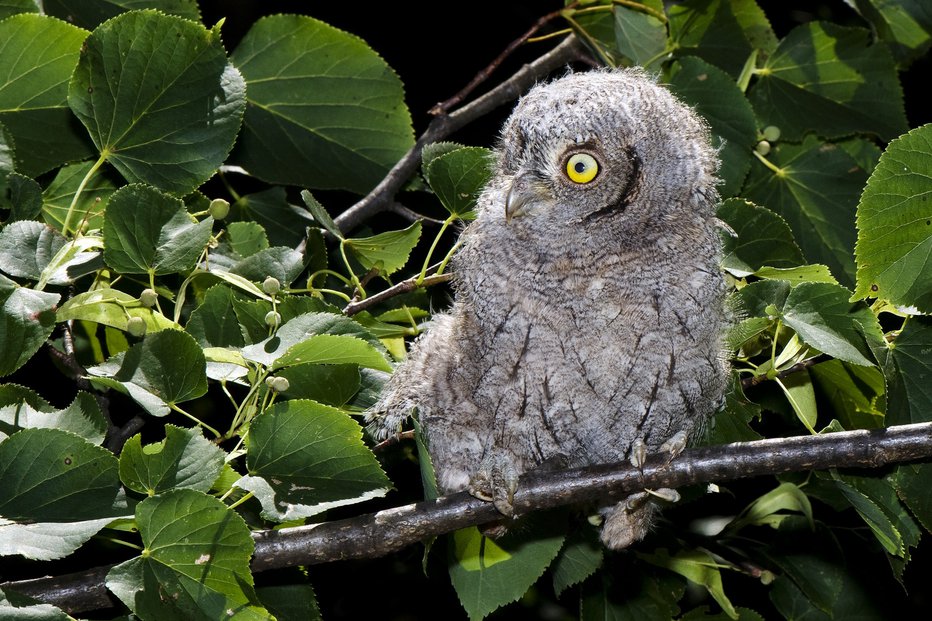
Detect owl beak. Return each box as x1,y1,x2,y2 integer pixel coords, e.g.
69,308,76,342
504,174,539,222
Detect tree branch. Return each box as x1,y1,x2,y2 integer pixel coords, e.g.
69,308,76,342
343,266,452,316
331,35,584,234
7,423,932,614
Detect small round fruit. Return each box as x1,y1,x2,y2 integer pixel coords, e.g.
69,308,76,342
127,316,147,337
265,311,281,327
755,140,771,156
762,125,781,142
262,276,281,296
139,288,158,308
265,376,290,393
208,198,230,220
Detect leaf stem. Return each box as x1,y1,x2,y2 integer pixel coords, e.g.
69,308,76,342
417,216,456,285
227,491,254,511
62,153,107,237
169,403,220,438
753,149,783,176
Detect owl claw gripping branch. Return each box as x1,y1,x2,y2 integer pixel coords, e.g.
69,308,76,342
368,69,728,550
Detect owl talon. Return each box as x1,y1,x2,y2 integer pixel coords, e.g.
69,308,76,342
468,453,520,517
659,431,688,461
648,487,681,504
629,438,648,469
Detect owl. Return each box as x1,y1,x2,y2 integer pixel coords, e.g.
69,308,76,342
369,69,727,549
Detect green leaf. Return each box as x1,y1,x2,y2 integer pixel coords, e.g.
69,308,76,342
717,199,803,276
345,222,422,276
831,473,920,558
0,220,65,281
0,586,69,620
120,425,224,496
57,287,178,333
668,58,758,197
257,584,322,621
68,11,245,194
274,334,392,372
580,563,685,621
893,462,932,533
0,274,59,377
781,282,884,366
763,518,844,613
41,160,119,232
735,279,790,318
668,0,778,77
743,135,869,286
103,184,213,275
275,363,361,407
300,190,342,239
0,13,94,176
551,528,603,597
640,548,738,618
423,147,494,217
705,378,762,443
0,428,120,522
237,400,390,521
0,0,40,20
224,246,306,286
230,15,414,194
850,0,932,67
882,315,932,425
613,1,666,67
234,187,318,248
43,0,201,30
0,387,106,443
449,515,566,621
185,284,246,348
87,329,208,417
810,359,885,429
241,311,390,371
106,489,268,620
3,172,44,222
777,370,818,433
748,22,907,142
225,221,269,259
853,124,932,313
737,481,813,530
754,264,838,285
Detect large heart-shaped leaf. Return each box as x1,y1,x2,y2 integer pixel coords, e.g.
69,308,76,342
749,21,907,141
230,14,414,194
236,399,390,521
68,10,245,194
0,13,93,176
106,489,268,620
853,124,932,313
103,184,212,275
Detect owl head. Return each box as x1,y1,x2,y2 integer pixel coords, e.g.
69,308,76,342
485,69,719,243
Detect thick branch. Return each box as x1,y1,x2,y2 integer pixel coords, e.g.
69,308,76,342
7,423,932,614
331,35,583,234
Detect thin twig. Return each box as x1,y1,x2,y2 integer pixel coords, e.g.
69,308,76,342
386,202,446,225
429,4,576,115
343,267,453,316
332,35,584,235
9,423,932,614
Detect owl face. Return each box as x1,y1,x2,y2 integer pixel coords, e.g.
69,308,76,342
489,70,718,235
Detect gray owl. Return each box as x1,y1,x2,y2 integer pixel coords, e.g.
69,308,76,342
369,69,727,549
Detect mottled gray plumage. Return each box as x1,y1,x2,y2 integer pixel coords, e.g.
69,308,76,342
369,69,727,548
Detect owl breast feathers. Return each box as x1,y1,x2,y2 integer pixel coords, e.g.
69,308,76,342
369,68,728,549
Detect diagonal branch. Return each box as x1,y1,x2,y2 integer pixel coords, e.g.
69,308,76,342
7,423,932,614
332,35,584,234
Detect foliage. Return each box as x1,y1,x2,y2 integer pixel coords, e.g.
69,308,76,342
0,1,930,619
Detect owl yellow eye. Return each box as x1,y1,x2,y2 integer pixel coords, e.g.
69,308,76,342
565,153,599,184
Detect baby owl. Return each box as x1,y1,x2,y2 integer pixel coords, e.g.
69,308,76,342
370,69,727,549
